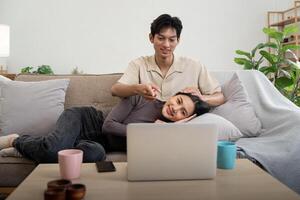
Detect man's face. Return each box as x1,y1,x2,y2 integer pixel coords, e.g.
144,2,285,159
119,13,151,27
150,27,179,59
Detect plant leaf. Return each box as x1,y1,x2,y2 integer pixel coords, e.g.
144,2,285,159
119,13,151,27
36,65,54,74
293,96,300,106
260,50,275,64
283,26,299,36
275,77,294,88
235,50,251,59
283,44,300,52
264,42,278,49
251,43,265,57
263,28,283,41
263,27,277,34
259,66,276,75
269,32,284,41
244,60,254,69
234,57,248,65
20,66,33,73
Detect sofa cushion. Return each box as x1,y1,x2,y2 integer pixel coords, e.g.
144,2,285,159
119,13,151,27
189,113,242,141
0,79,70,136
211,73,262,137
15,74,122,118
0,75,11,82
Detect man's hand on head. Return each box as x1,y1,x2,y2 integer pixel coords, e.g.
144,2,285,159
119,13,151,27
183,87,225,106
182,87,204,101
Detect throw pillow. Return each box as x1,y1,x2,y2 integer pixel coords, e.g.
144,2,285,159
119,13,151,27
0,79,70,136
189,113,243,141
0,75,11,82
210,73,262,137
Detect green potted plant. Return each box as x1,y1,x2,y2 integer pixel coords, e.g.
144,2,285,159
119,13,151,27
285,50,300,106
20,65,54,74
234,43,274,70
71,66,84,75
234,25,300,106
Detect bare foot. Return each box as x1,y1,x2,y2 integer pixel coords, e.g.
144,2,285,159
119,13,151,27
0,147,23,157
0,134,19,150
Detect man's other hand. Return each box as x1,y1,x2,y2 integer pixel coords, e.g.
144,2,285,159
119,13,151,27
136,84,161,100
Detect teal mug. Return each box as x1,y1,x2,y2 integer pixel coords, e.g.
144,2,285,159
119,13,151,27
217,141,236,169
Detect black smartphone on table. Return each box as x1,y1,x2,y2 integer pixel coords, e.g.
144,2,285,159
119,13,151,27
95,161,116,172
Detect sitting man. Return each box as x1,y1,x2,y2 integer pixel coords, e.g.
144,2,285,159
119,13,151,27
111,14,225,106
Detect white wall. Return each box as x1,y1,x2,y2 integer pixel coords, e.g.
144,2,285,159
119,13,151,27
0,0,290,74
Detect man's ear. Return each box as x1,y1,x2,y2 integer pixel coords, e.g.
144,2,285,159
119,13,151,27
149,33,154,43
177,37,180,43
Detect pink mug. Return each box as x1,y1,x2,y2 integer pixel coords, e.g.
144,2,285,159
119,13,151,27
58,149,83,180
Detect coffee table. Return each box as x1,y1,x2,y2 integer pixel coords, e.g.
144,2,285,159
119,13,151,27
6,160,300,200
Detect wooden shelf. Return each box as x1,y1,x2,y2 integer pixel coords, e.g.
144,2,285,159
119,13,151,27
268,1,300,61
270,16,300,27
283,41,297,45
281,34,300,45
283,41,300,45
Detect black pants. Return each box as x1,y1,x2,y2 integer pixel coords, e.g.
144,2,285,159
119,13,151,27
13,107,110,163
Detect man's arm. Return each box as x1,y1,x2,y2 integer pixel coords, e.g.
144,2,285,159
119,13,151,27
111,82,138,97
201,92,225,106
194,62,225,106
112,59,161,100
111,82,160,101
183,87,225,106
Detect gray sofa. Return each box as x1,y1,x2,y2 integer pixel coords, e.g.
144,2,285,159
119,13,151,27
0,73,127,189
2,71,300,195
0,71,249,190
0,71,240,189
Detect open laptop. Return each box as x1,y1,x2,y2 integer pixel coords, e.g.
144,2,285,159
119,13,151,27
127,123,217,181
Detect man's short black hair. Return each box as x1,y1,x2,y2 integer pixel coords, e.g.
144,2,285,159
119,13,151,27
150,14,183,39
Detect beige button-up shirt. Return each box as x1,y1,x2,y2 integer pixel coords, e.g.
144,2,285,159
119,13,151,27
118,55,221,101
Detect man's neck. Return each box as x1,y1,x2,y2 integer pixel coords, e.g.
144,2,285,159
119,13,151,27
155,54,174,70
